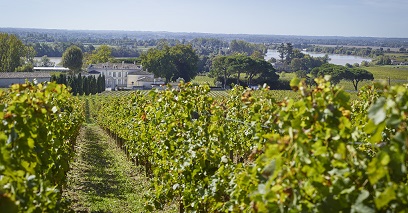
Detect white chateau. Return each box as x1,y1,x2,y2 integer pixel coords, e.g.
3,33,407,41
87,62,164,89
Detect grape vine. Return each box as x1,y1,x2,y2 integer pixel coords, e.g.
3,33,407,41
0,82,84,212
89,78,408,212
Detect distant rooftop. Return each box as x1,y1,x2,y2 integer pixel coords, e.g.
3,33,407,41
128,70,152,75
33,67,69,71
0,72,51,79
90,62,142,70
88,70,101,74
136,76,155,82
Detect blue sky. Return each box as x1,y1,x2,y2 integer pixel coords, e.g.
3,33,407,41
0,0,407,38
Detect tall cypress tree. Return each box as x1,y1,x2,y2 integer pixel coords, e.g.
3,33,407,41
50,74,57,82
83,76,89,95
68,75,76,95
58,74,66,85
77,73,83,95
102,75,106,91
91,76,97,94
97,74,103,93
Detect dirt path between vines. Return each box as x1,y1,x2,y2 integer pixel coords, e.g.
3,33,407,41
62,124,149,213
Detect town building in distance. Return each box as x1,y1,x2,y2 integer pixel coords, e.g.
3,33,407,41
87,62,164,90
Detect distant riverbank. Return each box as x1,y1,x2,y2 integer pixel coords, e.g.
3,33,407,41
37,52,373,68
265,50,372,66
34,57,62,66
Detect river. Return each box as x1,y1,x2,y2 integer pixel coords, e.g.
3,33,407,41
265,50,372,66
34,57,63,66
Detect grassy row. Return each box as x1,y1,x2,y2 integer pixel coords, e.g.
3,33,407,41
63,124,176,213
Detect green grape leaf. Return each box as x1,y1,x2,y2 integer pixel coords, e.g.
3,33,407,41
367,97,386,125
375,185,396,209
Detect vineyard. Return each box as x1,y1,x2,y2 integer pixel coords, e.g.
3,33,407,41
1,77,408,212
88,78,408,212
97,89,298,100
98,90,230,98
0,82,84,212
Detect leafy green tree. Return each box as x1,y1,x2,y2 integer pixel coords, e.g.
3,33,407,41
292,49,305,59
0,33,35,72
361,60,370,67
295,69,308,78
23,46,36,66
277,43,286,63
197,55,211,73
228,54,252,85
373,55,391,65
15,64,33,72
285,43,294,64
306,55,329,71
141,44,198,83
229,40,266,56
210,54,250,87
156,39,171,50
311,64,374,90
40,55,53,67
169,44,199,82
84,45,113,65
276,43,295,64
62,45,83,74
290,58,304,71
210,55,234,88
141,47,176,83
211,54,278,87
344,68,374,91
250,50,264,59
311,64,348,84
246,58,276,86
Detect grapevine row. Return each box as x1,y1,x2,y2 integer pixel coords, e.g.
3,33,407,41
89,79,408,212
0,82,84,212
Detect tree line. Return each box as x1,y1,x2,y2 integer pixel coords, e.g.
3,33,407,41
139,40,278,88
31,42,140,58
51,73,105,95
306,45,385,58
3,28,407,49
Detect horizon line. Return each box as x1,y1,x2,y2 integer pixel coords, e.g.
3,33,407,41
1,27,408,40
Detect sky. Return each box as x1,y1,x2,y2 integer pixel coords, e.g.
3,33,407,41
0,0,407,38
